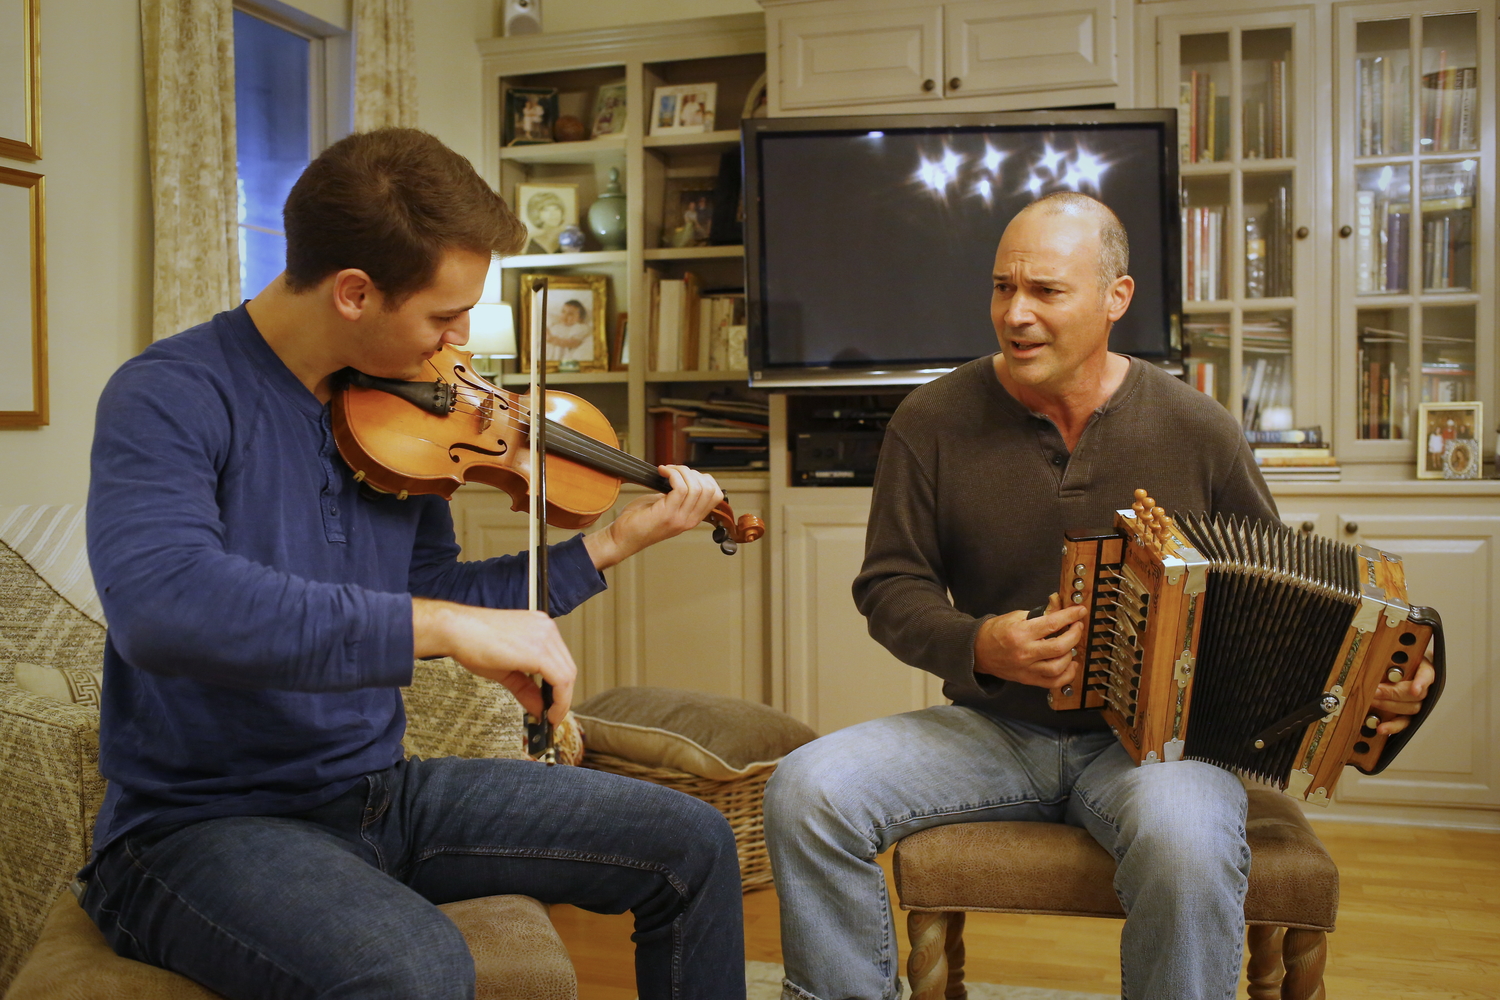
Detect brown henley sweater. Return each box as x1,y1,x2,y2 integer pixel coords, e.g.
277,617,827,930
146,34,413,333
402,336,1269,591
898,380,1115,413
853,355,1277,730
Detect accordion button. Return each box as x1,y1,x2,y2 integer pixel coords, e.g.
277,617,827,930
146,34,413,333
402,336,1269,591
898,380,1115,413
1072,594,1084,604
1386,667,1404,683
1365,715,1380,729
1074,564,1086,574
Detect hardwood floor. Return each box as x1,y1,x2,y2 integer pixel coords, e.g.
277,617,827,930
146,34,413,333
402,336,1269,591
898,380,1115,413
549,819,1500,999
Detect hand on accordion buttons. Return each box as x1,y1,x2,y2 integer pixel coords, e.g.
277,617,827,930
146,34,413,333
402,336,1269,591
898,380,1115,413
973,592,1089,690
1369,653,1435,736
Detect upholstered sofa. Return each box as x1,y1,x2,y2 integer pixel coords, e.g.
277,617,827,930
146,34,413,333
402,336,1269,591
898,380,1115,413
0,506,570,995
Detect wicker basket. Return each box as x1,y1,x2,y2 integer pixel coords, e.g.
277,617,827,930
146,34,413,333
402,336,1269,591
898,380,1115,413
581,750,774,893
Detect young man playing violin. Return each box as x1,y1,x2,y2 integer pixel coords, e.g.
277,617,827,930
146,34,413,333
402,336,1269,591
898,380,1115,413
81,127,746,1000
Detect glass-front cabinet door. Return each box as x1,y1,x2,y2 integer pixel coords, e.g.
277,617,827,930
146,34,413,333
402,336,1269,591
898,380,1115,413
1337,2,1494,464
1159,9,1317,432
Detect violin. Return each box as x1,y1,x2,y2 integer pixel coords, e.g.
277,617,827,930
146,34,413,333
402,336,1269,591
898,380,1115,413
329,344,766,554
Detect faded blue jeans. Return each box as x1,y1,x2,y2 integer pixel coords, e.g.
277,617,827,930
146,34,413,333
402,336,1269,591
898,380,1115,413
764,706,1249,1000
80,755,745,1000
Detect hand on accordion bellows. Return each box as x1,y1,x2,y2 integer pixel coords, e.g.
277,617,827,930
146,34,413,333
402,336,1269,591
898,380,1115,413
1370,652,1436,736
973,591,1089,689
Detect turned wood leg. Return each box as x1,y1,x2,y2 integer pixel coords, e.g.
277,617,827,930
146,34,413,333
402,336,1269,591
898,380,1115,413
1246,924,1284,1000
944,911,967,1000
1280,928,1327,1000
907,911,952,1000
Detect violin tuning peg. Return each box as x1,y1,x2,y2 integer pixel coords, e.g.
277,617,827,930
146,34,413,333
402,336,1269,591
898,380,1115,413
719,539,738,556
712,526,729,544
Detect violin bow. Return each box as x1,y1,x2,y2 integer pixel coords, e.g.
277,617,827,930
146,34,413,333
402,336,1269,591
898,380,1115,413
525,277,558,765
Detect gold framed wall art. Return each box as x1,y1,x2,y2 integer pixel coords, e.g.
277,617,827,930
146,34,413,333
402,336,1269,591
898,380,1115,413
0,165,46,426
0,0,40,160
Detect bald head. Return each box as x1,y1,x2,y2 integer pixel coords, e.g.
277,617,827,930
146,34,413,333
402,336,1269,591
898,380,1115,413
1010,192,1129,291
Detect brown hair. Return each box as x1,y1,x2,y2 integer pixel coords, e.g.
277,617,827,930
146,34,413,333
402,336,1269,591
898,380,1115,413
283,128,527,304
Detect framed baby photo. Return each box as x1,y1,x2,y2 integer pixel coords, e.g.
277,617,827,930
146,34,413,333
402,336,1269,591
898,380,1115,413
516,273,609,374
649,83,716,136
503,86,558,146
515,183,577,254
591,81,627,138
1416,401,1484,479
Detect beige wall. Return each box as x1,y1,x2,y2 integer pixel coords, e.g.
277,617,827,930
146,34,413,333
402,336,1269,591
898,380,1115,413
0,0,153,509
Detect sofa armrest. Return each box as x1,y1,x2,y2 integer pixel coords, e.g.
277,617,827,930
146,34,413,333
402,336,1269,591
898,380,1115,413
402,657,530,762
0,683,104,991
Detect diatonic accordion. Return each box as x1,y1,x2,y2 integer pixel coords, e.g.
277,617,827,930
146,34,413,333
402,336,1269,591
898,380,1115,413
1047,491,1446,803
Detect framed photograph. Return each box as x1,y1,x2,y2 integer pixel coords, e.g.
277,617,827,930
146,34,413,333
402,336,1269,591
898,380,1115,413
516,183,578,254
591,81,627,138
517,273,609,373
0,165,46,426
661,177,715,248
650,83,717,136
0,0,40,160
503,86,558,146
1417,401,1484,479
610,312,629,371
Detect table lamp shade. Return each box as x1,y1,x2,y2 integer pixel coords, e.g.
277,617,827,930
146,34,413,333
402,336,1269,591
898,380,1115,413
469,302,517,357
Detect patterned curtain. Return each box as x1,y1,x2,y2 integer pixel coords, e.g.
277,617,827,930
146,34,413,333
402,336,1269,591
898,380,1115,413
139,0,239,342
354,0,418,131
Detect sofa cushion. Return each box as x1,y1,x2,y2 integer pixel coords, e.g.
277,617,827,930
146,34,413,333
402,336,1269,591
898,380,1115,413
13,663,104,708
0,506,105,626
576,687,817,780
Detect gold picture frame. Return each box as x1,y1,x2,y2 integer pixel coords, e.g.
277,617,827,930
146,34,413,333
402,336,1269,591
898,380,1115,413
1416,401,1483,479
0,0,40,160
0,165,47,426
516,273,609,374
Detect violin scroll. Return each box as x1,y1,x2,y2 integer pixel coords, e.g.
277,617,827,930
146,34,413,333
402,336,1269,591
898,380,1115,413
706,501,766,556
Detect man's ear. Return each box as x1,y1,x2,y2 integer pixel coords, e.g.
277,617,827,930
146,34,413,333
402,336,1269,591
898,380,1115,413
1106,274,1135,324
331,269,379,322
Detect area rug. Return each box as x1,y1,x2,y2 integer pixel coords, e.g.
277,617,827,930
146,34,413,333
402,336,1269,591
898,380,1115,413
745,961,1119,1000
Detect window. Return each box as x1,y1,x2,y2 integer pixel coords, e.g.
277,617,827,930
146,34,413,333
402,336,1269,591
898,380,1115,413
233,2,351,298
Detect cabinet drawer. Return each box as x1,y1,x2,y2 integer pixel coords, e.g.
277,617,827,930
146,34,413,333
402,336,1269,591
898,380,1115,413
778,3,943,109
945,0,1116,96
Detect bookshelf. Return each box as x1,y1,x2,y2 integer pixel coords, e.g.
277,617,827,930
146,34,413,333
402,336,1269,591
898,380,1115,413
1164,12,1313,433
1339,4,1491,460
477,15,768,468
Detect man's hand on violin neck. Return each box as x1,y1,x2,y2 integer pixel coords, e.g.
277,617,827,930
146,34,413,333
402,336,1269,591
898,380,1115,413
973,592,1089,690
583,465,725,571
412,598,575,724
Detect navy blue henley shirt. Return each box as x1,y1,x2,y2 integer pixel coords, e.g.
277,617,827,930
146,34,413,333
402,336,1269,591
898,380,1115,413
86,305,604,857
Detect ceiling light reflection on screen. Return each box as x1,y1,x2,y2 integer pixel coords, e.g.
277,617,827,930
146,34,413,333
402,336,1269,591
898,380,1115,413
910,135,1113,208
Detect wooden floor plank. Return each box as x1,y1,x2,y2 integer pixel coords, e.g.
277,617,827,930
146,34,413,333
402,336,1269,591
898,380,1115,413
550,819,1500,999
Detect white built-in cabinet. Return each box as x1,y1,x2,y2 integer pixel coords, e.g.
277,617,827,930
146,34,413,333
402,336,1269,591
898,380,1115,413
766,0,1126,114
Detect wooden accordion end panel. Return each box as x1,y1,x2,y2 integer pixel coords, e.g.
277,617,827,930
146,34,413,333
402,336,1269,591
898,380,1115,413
1049,490,1446,804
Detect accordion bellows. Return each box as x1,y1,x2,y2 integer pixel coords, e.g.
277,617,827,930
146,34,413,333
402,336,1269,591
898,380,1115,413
1049,491,1446,804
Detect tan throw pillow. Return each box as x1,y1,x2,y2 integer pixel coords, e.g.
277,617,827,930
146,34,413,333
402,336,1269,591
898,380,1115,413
13,662,104,707
576,687,817,780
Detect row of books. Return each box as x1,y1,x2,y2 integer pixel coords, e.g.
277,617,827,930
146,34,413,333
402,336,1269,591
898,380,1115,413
1357,326,1407,440
650,396,769,470
1183,206,1226,301
1178,62,1288,164
1356,56,1478,156
1420,63,1478,153
1354,187,1473,294
643,269,749,373
1356,55,1411,156
1245,426,1340,482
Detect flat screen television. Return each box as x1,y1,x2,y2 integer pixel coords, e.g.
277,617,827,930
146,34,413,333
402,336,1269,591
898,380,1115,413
742,109,1181,388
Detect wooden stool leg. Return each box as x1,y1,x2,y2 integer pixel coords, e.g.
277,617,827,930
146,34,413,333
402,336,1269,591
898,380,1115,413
907,911,952,1000
1280,928,1327,1000
944,911,967,1000
1246,924,1284,1000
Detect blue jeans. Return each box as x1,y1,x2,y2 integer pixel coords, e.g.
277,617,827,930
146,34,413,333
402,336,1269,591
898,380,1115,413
81,756,745,999
764,707,1249,1000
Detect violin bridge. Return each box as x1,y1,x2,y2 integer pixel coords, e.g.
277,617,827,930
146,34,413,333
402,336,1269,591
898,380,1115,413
477,392,494,433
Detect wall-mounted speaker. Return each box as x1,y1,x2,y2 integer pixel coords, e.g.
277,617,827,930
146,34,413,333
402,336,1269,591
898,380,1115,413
504,0,542,37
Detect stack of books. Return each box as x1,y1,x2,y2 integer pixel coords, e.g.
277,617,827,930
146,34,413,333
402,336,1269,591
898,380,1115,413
649,396,769,471
1247,427,1340,482
644,268,749,372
